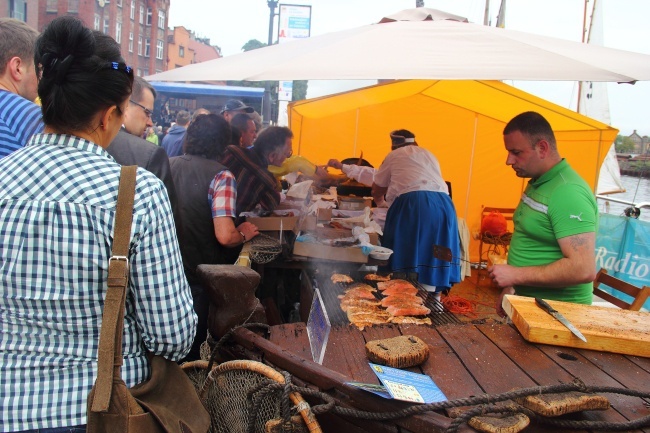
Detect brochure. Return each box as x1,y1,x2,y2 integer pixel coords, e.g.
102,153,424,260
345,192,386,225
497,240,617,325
346,363,447,404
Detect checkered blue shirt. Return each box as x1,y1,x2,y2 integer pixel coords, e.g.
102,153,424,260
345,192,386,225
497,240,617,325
0,134,196,431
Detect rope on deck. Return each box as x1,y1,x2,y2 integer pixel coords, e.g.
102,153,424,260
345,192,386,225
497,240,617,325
212,323,650,432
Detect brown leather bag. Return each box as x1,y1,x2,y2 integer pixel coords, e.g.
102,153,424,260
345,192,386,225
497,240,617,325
87,166,210,433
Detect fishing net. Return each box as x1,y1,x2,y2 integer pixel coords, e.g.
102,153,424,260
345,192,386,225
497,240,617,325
247,233,282,264
183,359,320,433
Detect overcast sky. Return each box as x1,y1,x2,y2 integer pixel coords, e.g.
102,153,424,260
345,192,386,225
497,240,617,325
168,0,650,135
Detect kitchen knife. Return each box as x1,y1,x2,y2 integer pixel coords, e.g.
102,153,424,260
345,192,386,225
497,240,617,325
534,298,587,343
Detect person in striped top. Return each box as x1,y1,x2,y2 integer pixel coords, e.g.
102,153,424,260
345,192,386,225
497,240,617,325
0,18,44,159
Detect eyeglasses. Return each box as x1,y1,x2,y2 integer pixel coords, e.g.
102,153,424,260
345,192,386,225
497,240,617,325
129,99,153,118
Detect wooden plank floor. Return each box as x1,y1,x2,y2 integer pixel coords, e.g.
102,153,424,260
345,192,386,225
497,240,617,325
248,268,650,432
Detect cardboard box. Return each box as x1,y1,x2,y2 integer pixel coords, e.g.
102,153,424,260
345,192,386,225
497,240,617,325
246,215,317,231
246,216,297,231
292,227,378,263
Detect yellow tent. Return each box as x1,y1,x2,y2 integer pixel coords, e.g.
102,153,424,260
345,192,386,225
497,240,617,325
288,80,618,260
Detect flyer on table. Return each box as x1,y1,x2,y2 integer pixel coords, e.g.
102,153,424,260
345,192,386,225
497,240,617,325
369,363,447,404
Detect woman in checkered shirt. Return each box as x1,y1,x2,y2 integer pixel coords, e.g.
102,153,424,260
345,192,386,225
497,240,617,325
0,16,196,432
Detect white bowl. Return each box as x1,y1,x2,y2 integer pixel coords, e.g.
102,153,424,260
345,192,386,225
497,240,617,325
370,246,393,260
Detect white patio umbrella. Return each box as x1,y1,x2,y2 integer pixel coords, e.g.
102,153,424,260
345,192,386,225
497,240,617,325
145,8,650,83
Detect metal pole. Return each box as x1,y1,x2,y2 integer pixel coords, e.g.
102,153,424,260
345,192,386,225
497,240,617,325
263,1,278,126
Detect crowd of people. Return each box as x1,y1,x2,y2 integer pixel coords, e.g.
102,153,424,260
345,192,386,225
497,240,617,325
0,15,599,433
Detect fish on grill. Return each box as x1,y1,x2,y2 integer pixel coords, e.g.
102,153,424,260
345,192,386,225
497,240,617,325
338,288,376,300
381,285,419,296
389,316,433,325
340,298,381,312
386,304,431,317
363,273,392,282
376,279,417,291
331,273,354,284
380,296,424,308
347,308,391,330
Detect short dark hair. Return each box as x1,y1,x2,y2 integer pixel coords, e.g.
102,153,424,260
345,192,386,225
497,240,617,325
176,110,191,125
231,113,253,133
253,126,293,159
183,113,231,160
131,76,156,102
35,16,133,132
0,18,38,70
503,111,557,150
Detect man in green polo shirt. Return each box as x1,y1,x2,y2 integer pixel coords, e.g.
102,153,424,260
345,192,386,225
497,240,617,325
490,111,598,316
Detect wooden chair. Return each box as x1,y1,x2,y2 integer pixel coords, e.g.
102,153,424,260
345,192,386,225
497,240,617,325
478,206,515,266
593,268,650,311
594,268,650,311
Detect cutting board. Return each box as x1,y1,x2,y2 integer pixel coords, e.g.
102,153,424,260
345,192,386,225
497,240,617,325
503,295,650,357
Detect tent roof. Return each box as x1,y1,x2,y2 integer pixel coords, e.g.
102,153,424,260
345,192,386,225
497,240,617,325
288,80,618,260
291,80,613,133
145,19,650,83
149,81,264,98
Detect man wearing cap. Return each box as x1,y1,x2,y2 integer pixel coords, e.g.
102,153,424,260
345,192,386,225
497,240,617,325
231,113,257,148
0,18,44,159
161,110,190,157
220,99,254,123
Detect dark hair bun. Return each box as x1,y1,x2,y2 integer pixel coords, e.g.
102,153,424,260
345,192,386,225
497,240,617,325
36,16,95,85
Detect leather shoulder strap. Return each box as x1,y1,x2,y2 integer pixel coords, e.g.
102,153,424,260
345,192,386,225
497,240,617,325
91,165,137,412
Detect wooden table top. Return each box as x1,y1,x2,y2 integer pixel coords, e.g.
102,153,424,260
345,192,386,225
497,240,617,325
243,321,650,433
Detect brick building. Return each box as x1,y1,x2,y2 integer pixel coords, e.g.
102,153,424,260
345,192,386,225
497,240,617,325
167,25,221,70
1,0,170,77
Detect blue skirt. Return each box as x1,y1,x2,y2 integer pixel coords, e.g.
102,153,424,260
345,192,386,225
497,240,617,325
382,191,461,289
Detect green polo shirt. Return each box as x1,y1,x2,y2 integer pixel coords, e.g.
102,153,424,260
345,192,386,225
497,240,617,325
509,159,597,304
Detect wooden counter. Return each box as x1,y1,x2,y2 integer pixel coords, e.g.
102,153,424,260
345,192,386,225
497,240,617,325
228,322,650,433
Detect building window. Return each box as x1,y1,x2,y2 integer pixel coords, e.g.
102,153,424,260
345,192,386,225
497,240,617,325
103,18,110,35
137,68,142,77
138,36,143,55
158,10,165,29
144,38,150,57
128,32,134,52
68,0,79,12
156,40,163,60
9,0,27,20
46,0,57,12
116,0,122,7
94,14,100,31
143,68,149,77
130,1,135,19
115,22,122,43
146,7,152,26
179,46,184,58
139,4,144,24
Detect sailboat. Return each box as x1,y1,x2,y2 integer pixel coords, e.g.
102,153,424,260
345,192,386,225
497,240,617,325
578,0,650,309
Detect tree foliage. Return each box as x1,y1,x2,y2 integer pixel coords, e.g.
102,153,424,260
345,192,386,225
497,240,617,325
292,80,308,101
615,134,636,153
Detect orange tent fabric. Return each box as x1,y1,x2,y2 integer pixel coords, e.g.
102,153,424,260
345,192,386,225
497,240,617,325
289,80,618,260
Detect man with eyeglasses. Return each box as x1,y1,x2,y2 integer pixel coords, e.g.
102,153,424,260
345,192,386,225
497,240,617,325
161,110,190,157
107,76,181,237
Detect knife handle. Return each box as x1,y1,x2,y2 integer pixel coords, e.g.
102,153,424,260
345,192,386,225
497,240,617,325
535,298,558,314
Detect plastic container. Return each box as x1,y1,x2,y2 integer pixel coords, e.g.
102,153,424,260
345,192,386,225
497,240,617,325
369,246,393,260
338,196,372,211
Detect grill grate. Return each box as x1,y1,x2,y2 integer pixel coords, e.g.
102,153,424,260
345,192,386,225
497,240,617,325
316,272,461,327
